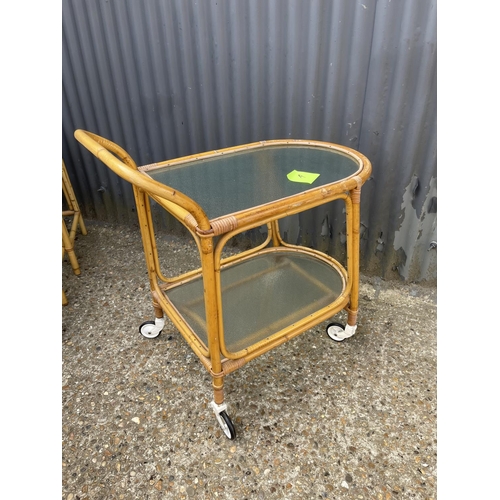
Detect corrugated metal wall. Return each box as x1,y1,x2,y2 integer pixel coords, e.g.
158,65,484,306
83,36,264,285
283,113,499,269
62,0,436,282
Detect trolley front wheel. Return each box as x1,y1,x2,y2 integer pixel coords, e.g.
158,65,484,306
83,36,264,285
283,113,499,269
139,320,162,339
216,410,236,440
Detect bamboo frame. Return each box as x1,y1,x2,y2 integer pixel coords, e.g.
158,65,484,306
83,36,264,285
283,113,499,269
74,129,372,434
63,160,87,237
62,160,87,305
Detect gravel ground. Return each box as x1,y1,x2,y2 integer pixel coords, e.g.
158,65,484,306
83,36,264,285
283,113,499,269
62,220,437,500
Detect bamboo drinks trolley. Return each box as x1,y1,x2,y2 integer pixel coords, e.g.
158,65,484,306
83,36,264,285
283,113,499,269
75,130,372,439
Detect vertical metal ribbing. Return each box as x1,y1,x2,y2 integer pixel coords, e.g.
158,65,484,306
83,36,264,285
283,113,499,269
63,0,437,281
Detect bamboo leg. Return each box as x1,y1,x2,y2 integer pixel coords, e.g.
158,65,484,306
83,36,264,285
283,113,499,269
69,214,80,244
197,237,228,409
62,219,80,275
62,160,87,236
152,297,164,320
76,209,87,236
132,187,167,338
201,238,225,401
347,187,361,327
62,289,68,306
201,237,237,437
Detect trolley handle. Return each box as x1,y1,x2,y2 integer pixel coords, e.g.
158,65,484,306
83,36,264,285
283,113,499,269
74,129,211,232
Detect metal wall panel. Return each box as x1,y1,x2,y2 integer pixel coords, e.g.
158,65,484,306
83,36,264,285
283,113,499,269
63,0,437,282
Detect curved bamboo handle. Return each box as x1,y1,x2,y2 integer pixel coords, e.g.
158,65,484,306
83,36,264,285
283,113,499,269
74,129,211,231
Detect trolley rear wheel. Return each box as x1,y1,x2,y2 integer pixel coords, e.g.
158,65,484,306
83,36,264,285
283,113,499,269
139,320,162,339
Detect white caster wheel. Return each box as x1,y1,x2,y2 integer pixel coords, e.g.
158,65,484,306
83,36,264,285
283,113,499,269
216,410,236,440
326,322,357,342
139,320,162,339
210,401,236,440
326,322,346,342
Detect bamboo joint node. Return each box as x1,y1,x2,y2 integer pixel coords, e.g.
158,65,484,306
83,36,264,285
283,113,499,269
184,213,198,229
211,216,238,235
351,186,361,204
347,308,358,324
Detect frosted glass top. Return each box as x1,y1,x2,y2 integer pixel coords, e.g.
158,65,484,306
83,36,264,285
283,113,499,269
146,145,360,219
166,251,345,354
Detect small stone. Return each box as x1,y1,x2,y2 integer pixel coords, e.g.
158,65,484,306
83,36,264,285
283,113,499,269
345,473,353,483
341,481,349,489
131,417,140,424
154,480,162,491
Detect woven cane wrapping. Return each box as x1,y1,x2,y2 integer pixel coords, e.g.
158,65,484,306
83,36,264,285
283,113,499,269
211,216,238,235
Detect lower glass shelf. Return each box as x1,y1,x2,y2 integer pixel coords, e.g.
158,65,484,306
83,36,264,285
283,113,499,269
165,249,346,354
